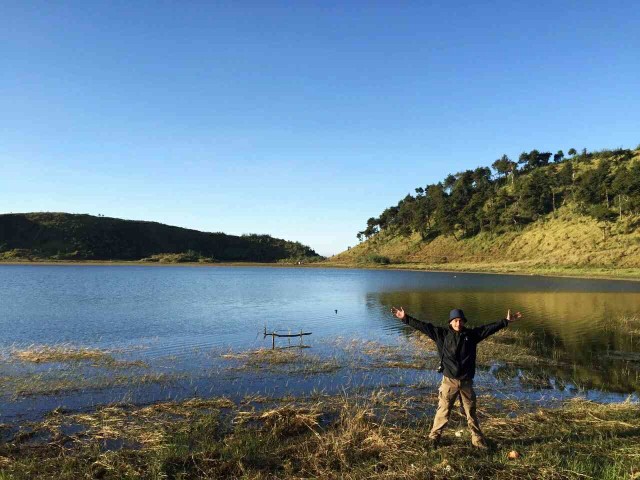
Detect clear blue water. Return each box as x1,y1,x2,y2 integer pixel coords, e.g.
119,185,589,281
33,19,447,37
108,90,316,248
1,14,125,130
0,265,638,422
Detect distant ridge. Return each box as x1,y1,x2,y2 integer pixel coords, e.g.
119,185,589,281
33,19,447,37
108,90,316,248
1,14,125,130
0,212,321,263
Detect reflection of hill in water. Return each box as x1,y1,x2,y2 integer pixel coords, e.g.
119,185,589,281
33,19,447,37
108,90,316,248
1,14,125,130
372,291,640,393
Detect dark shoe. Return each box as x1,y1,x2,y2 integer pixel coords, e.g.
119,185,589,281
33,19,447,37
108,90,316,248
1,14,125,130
428,436,440,449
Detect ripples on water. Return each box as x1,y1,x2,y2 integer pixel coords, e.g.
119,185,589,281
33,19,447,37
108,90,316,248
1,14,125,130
0,265,638,421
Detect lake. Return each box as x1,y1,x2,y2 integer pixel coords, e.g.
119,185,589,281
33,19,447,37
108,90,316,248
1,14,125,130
1,265,638,422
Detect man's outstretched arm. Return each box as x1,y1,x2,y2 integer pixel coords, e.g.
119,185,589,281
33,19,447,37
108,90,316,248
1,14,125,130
391,306,445,342
474,309,522,341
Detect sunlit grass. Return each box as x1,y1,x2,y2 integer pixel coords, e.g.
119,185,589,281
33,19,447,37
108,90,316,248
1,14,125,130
327,209,640,280
618,314,640,336
13,345,112,364
0,390,638,479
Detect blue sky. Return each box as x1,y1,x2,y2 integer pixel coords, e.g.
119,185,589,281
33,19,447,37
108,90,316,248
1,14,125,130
2,1,639,256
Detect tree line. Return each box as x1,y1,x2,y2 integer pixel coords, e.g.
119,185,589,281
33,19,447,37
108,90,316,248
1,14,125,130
0,213,321,262
358,147,640,242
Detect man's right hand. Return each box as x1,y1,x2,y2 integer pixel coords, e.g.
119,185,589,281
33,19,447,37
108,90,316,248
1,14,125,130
506,309,522,322
391,306,406,320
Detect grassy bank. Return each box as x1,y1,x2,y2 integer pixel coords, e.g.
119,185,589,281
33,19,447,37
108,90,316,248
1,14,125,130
329,209,640,280
0,390,638,479
325,259,640,281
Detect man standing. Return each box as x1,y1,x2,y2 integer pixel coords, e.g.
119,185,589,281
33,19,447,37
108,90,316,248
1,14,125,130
391,306,521,448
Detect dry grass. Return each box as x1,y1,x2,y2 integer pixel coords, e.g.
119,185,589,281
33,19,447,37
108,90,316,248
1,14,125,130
235,402,323,437
10,344,148,369
39,397,236,451
13,345,112,364
1,390,638,479
618,315,640,336
303,399,405,474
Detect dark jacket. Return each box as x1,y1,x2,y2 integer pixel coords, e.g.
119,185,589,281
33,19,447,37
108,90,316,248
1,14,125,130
403,314,509,380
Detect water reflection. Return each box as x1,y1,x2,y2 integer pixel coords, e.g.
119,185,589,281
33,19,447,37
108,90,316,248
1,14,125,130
373,290,640,393
0,266,638,423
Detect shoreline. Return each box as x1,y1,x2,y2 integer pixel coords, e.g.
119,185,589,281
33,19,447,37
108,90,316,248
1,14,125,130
0,389,637,479
323,261,640,282
2,258,640,282
1,320,639,477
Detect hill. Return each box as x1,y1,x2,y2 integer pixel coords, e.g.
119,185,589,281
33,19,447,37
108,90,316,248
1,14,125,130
329,146,640,276
0,213,321,263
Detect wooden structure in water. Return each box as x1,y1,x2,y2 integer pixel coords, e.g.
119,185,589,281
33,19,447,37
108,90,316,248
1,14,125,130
263,326,312,349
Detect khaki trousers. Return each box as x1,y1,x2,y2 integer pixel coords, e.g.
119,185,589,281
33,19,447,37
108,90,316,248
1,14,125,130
429,376,484,441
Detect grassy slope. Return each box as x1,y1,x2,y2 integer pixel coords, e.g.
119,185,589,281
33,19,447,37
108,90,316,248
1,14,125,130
329,210,640,278
329,150,640,278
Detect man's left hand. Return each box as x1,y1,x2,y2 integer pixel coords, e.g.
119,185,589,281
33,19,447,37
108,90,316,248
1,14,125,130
506,309,522,322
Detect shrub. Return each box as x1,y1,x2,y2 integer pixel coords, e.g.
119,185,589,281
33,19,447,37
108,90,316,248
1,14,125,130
589,204,616,222
366,254,391,265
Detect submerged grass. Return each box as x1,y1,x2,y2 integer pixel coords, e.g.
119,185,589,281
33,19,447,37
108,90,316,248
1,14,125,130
221,348,342,375
13,345,112,364
218,325,640,392
0,317,638,478
9,344,148,369
327,338,438,371
3,313,637,402
407,327,560,371
0,390,638,479
0,344,164,399
1,372,181,399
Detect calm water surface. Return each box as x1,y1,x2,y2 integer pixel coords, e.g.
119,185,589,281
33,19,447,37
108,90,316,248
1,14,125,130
1,265,638,421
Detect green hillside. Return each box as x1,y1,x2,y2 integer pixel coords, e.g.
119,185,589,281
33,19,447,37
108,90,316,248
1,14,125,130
330,146,640,276
0,213,321,263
